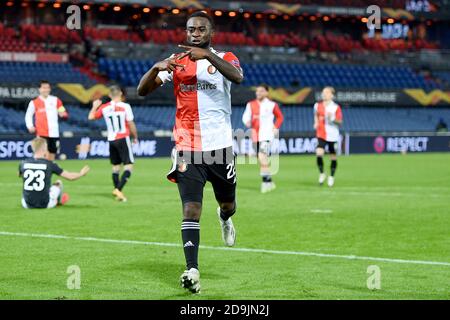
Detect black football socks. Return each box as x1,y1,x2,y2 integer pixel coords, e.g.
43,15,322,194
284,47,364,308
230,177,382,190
181,219,200,270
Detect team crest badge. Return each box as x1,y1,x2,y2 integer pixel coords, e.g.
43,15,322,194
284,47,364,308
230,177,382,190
178,159,188,172
207,65,217,74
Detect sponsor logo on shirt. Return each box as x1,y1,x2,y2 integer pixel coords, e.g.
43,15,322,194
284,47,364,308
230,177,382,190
180,81,217,92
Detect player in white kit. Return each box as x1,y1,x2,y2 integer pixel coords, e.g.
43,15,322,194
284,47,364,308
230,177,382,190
88,85,138,202
242,84,284,193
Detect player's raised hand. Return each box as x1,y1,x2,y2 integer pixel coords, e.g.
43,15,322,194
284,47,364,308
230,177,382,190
178,45,210,61
80,165,90,176
28,126,36,134
153,57,185,73
92,99,102,110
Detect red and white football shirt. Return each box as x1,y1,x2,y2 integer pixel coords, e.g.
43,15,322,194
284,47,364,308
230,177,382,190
25,95,66,138
94,101,134,141
314,100,343,142
158,48,241,152
242,98,284,142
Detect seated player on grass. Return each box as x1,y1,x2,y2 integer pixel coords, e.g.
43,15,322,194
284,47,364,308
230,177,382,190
19,137,90,209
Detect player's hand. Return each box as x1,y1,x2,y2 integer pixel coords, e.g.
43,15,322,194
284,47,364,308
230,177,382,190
28,127,36,134
80,165,90,176
92,99,102,110
133,138,138,144
178,45,211,61
153,58,185,73
245,121,251,128
313,122,318,130
273,128,279,137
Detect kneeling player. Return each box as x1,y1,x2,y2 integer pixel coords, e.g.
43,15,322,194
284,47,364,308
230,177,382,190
313,87,343,187
19,137,90,209
88,85,138,202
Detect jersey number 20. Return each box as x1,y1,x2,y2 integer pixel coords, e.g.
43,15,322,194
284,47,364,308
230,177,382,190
23,169,46,191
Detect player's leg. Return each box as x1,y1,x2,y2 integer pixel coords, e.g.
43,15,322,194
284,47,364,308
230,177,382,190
115,137,135,201
258,141,275,193
209,148,237,246
112,165,120,190
316,138,326,185
52,180,69,205
328,142,338,187
110,140,126,201
47,184,62,208
177,161,207,293
45,137,58,161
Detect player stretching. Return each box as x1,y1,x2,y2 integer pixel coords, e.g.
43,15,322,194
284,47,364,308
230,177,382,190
88,85,138,202
137,11,243,293
19,137,90,209
242,84,284,193
314,87,343,187
25,80,69,161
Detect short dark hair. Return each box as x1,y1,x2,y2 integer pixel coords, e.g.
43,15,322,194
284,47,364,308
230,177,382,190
39,80,50,87
109,85,123,97
257,84,270,91
187,11,215,29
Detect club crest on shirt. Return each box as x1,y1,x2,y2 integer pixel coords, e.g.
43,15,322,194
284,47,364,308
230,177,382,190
177,159,188,172
207,65,217,74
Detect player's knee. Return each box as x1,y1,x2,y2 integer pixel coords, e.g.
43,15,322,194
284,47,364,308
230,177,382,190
219,201,236,213
330,154,337,160
316,148,324,157
112,165,121,173
183,202,202,220
124,164,133,172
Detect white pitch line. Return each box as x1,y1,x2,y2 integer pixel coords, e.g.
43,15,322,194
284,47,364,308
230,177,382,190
310,209,333,213
1,231,449,267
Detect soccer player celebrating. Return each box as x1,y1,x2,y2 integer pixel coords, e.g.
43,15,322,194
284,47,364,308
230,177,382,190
313,87,343,187
19,137,90,209
242,84,284,193
25,80,69,161
137,11,243,293
88,85,138,202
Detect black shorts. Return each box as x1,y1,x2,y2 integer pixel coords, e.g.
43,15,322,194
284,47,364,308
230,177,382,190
41,137,59,154
109,137,134,165
167,147,236,204
317,138,337,154
253,140,271,155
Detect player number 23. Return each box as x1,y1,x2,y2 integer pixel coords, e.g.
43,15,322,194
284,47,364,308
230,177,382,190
226,161,236,181
23,169,46,191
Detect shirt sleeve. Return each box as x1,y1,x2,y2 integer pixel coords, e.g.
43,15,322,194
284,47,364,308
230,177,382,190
25,100,35,130
57,97,69,118
335,105,343,122
94,105,104,119
51,162,63,176
242,103,252,126
125,104,134,122
273,104,284,129
223,52,241,70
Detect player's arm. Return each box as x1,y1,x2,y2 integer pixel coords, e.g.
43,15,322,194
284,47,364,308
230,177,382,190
57,98,68,119
242,103,252,128
88,99,103,120
137,57,185,96
330,106,343,126
25,101,36,134
313,103,319,130
128,121,138,144
273,104,284,135
178,45,243,84
60,165,90,181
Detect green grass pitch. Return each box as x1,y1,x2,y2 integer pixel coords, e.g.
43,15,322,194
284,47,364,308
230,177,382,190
0,153,449,300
